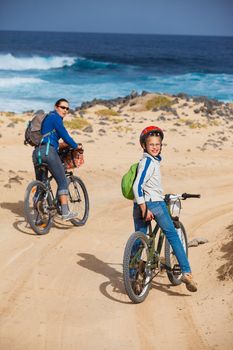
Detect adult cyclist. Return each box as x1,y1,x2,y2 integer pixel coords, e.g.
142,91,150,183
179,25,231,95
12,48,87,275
33,98,82,221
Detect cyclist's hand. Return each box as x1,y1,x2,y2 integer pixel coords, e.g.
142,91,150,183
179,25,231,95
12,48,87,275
76,143,84,154
145,209,154,221
139,203,154,221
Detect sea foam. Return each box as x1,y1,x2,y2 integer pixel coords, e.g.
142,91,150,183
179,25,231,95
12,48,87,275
0,54,76,71
0,77,45,87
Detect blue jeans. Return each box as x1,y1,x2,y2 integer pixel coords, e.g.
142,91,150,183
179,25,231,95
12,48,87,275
133,201,191,273
32,144,68,196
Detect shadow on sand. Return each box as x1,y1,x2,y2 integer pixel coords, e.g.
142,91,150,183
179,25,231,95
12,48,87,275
77,253,190,304
77,253,130,304
0,200,73,236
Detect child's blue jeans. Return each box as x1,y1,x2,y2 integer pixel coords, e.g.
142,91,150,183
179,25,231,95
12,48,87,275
133,201,191,274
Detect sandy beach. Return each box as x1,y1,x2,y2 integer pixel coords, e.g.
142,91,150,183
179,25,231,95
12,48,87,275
0,92,232,349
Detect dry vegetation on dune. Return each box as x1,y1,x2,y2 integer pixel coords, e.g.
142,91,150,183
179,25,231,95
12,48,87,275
64,117,90,130
95,108,119,117
217,224,233,281
145,95,173,110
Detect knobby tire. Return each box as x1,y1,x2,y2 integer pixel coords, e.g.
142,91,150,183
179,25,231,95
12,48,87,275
24,180,53,235
123,232,152,303
68,176,89,226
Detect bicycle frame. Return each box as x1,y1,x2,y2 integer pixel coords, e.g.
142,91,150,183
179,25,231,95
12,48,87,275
129,223,163,272
38,165,77,214
131,213,180,274
37,166,59,213
147,223,164,269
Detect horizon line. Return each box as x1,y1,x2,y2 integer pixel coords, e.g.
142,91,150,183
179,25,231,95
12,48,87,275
0,29,232,38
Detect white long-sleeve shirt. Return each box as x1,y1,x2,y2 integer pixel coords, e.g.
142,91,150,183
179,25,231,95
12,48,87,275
133,152,164,204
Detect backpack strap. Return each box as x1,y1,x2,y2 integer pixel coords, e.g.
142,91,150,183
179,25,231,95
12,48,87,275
45,138,50,156
37,129,56,164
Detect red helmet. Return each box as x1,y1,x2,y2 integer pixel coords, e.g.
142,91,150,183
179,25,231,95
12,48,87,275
140,125,164,146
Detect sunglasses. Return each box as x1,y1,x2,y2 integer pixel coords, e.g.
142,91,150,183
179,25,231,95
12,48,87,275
58,105,69,111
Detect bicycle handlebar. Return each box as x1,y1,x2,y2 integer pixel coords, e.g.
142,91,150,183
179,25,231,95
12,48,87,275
181,193,201,199
143,192,200,221
164,193,201,202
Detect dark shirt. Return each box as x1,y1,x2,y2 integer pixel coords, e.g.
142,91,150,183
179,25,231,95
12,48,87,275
41,110,78,151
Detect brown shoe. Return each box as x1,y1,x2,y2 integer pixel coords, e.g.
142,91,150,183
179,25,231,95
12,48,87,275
181,273,197,292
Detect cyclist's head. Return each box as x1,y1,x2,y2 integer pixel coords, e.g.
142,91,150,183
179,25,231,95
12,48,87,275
55,98,69,107
139,125,164,148
55,98,69,117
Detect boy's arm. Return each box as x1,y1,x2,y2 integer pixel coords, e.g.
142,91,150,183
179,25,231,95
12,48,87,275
133,157,153,204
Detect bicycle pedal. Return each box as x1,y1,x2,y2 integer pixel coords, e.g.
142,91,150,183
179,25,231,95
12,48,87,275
172,264,181,275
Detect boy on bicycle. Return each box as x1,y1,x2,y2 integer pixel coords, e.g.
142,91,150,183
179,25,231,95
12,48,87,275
132,125,197,292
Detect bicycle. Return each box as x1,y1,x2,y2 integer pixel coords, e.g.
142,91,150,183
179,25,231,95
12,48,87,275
123,193,200,303
24,162,89,235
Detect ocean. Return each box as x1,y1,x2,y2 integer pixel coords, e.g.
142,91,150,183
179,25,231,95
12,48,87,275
0,31,232,112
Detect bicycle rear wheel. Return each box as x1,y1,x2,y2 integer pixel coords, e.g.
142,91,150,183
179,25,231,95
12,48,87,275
67,176,89,226
24,180,53,235
123,232,152,303
165,222,188,285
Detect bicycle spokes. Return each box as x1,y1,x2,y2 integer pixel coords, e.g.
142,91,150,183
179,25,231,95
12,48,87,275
123,232,152,303
130,243,150,289
24,181,53,235
67,177,89,226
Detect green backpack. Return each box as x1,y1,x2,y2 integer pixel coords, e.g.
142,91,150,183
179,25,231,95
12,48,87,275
121,163,138,200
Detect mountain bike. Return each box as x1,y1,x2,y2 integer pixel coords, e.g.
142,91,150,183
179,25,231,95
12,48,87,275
123,193,200,303
24,162,89,235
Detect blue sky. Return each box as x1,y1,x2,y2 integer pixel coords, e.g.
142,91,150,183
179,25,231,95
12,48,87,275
0,0,232,36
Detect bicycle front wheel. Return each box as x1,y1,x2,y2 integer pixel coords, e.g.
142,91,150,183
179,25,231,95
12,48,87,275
165,222,188,285
24,180,53,235
67,176,89,226
123,232,152,303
